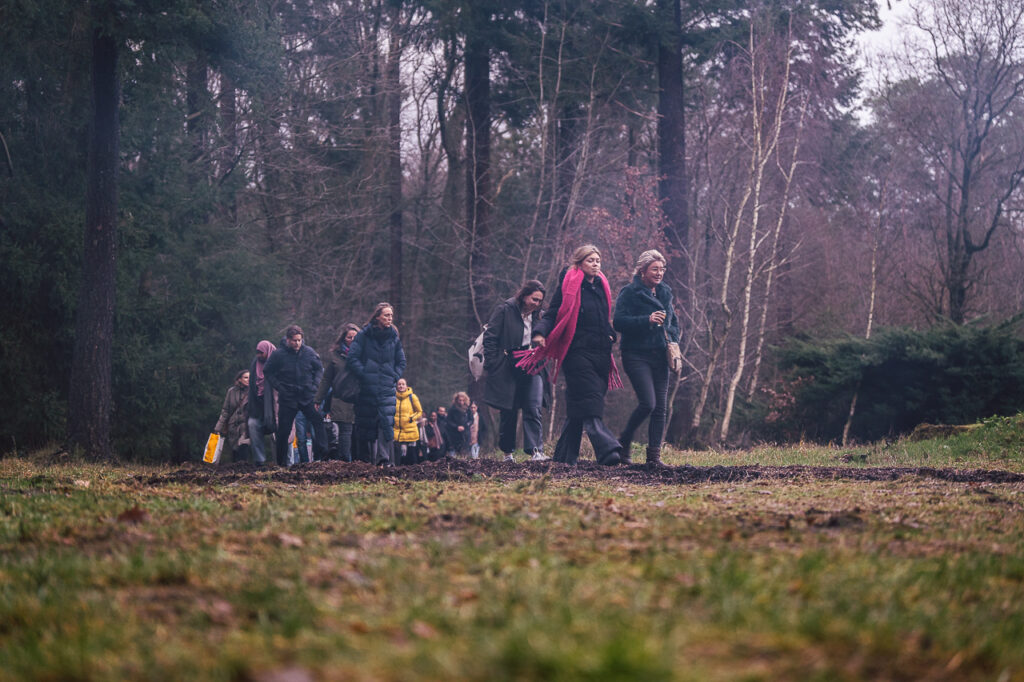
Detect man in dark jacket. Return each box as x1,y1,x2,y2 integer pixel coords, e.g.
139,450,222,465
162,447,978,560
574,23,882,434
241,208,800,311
263,324,328,466
483,280,550,462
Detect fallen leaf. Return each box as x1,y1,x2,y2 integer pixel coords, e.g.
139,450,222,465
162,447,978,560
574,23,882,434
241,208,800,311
73,479,91,488
252,666,315,682
277,533,304,548
411,620,439,639
117,506,149,524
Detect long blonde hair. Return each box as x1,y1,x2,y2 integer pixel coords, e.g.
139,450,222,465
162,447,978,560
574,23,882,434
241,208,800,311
569,244,601,267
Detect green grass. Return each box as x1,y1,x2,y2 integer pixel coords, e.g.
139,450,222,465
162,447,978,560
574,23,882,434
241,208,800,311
3,422,1024,681
651,412,1024,471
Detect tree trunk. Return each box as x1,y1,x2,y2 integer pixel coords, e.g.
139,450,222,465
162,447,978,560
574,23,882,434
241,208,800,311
657,0,688,285
464,30,491,329
68,26,119,460
387,12,403,314
842,175,887,446
657,0,690,443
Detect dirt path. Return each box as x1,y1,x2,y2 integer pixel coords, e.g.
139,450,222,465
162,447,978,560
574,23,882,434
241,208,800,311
144,458,1024,487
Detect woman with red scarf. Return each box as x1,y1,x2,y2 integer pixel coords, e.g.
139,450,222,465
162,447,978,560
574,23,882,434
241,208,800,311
517,244,624,465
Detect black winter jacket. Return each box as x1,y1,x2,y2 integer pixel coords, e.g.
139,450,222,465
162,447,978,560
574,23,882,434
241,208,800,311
348,324,407,433
613,275,680,354
536,268,616,419
444,404,472,453
263,344,324,408
482,297,542,411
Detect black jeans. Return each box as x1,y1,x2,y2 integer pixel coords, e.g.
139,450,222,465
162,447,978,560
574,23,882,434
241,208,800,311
274,402,327,466
620,350,670,456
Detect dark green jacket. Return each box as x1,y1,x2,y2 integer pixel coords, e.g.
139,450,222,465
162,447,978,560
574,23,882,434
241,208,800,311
613,275,680,354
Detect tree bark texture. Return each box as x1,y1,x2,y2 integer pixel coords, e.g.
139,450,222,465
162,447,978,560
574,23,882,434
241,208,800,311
68,27,119,460
657,0,688,287
387,14,404,314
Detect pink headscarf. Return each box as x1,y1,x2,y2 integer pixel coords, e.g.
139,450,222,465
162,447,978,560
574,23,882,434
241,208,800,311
515,267,623,389
254,340,276,396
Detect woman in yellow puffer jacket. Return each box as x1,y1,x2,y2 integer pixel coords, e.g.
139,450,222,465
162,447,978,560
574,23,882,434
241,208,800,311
394,378,423,464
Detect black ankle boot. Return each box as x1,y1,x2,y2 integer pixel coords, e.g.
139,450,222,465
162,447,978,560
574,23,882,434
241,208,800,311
619,439,633,464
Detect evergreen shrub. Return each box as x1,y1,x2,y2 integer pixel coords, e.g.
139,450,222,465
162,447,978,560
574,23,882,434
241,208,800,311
767,323,1024,442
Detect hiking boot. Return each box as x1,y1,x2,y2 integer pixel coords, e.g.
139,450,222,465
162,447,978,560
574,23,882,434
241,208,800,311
504,454,516,462
530,449,550,462
645,449,663,469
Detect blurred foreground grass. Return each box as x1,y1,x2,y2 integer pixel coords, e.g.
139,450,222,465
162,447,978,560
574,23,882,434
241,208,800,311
2,416,1024,681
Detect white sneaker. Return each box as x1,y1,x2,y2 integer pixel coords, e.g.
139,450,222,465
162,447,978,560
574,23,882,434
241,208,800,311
504,454,516,462
530,449,550,462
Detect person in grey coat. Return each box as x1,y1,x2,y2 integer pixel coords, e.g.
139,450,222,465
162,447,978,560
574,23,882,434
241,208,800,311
215,370,251,463
483,280,550,462
263,324,328,466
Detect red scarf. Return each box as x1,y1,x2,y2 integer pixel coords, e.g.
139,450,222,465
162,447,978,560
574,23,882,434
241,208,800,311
515,267,623,389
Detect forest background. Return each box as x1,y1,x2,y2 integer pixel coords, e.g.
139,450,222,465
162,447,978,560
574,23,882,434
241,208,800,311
2,0,1024,462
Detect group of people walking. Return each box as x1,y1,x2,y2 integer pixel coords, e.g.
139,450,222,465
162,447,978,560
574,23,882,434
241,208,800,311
214,245,680,468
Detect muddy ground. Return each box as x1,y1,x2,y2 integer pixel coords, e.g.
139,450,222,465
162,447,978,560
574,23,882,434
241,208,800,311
145,458,1024,487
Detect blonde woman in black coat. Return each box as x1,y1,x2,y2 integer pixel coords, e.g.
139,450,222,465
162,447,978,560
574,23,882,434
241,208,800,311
613,249,680,467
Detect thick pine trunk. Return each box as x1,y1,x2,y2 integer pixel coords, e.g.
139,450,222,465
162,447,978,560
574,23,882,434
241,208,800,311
657,0,690,443
68,27,119,460
657,0,688,282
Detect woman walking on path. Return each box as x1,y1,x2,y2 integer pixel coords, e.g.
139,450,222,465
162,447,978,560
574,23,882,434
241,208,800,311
482,280,550,462
444,392,473,457
613,249,680,467
394,378,423,464
517,244,624,465
423,411,446,461
315,323,360,462
215,370,251,463
246,340,278,466
348,303,407,466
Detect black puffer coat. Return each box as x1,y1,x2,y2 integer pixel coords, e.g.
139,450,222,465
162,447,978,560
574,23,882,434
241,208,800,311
263,344,324,408
444,404,472,453
348,324,407,435
482,297,542,411
536,268,616,420
613,275,680,354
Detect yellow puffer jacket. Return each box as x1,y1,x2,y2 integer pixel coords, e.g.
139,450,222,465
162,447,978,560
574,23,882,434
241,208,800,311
394,387,423,442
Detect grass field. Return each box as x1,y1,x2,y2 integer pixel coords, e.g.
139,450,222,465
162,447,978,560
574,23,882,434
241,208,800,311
3,414,1024,681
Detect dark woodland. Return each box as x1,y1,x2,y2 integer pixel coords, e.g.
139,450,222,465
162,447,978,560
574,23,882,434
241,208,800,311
2,0,1024,461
